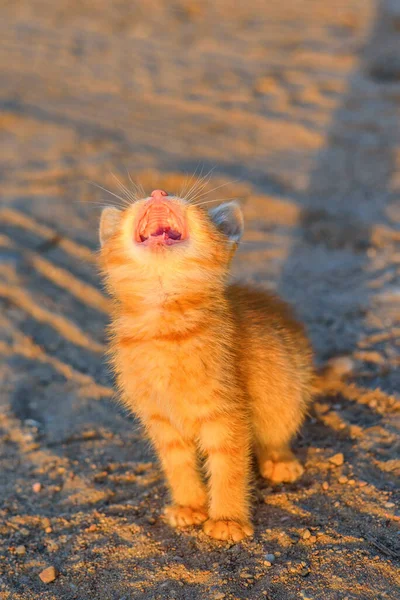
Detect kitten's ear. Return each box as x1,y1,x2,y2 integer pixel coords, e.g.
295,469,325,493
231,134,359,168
99,207,122,246
209,201,244,244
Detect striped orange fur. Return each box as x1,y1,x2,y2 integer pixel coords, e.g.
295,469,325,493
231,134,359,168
99,194,314,542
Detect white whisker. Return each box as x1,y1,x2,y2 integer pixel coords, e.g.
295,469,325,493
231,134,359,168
85,181,131,207
180,163,203,198
183,164,206,201
110,171,137,203
126,168,140,195
185,166,216,202
191,180,239,204
194,196,241,208
139,182,146,197
74,202,120,211
179,169,193,198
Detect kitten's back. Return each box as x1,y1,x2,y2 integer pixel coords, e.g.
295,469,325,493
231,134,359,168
227,283,314,403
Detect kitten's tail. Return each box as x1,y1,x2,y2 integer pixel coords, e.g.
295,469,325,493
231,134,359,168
312,356,354,394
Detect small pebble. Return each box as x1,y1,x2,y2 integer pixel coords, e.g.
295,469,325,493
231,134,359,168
46,540,59,552
32,482,42,493
358,480,368,487
309,535,317,544
338,476,348,484
302,529,311,540
39,566,59,584
322,481,329,490
15,545,26,556
385,502,395,508
87,524,97,532
213,594,225,600
348,479,356,486
329,453,344,467
349,425,363,438
20,528,29,536
45,527,52,534
265,553,275,563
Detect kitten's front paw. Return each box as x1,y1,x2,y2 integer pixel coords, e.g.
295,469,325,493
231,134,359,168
164,505,208,528
260,458,304,483
203,519,253,542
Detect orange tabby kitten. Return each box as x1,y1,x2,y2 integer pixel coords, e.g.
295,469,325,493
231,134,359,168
99,188,314,542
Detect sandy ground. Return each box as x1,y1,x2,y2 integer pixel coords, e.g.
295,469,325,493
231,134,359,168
0,0,399,598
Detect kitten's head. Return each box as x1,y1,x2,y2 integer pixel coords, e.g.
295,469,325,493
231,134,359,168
99,189,243,297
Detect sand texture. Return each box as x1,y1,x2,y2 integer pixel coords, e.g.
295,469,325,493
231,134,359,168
0,1,399,598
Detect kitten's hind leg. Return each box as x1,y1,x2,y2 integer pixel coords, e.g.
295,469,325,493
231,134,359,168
251,389,307,484
146,416,208,527
256,443,304,484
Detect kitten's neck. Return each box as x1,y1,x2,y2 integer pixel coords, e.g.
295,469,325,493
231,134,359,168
113,276,227,340
116,269,225,310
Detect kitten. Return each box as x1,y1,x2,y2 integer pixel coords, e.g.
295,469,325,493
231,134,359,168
99,188,314,542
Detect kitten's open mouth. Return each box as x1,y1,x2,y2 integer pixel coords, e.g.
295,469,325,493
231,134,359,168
135,200,187,247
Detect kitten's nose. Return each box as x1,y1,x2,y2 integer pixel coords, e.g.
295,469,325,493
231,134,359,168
150,189,168,200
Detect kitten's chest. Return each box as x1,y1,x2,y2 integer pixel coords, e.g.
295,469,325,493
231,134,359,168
118,337,222,430
135,341,210,398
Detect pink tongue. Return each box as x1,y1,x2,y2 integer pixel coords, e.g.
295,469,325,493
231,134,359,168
150,226,181,240
151,226,168,237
